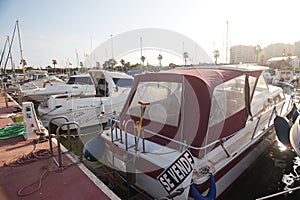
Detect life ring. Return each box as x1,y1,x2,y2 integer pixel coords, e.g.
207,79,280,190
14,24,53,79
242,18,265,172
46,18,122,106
190,173,216,200
43,80,53,88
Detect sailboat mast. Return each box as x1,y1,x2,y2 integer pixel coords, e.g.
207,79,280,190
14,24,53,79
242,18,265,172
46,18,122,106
226,20,229,64
16,20,26,76
0,37,9,71
3,21,17,76
7,36,15,74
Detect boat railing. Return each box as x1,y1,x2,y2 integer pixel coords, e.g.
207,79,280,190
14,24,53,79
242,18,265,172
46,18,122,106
48,116,70,157
48,116,83,168
112,110,277,155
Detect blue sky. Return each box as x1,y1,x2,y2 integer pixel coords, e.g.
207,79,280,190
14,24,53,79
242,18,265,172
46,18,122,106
1,0,300,68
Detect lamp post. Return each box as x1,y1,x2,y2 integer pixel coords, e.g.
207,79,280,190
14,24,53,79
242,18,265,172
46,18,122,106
110,34,114,58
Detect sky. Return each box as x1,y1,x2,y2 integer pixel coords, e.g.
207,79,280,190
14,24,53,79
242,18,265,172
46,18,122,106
1,0,300,69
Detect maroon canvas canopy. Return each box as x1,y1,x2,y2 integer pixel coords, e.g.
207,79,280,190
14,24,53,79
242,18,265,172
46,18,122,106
119,66,263,157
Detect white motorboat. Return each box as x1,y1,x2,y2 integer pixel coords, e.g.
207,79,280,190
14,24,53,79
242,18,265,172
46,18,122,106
38,70,133,129
21,74,95,103
290,115,300,157
88,65,296,199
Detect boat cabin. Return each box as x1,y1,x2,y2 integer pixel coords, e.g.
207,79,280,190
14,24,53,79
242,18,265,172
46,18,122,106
118,65,281,158
89,70,133,97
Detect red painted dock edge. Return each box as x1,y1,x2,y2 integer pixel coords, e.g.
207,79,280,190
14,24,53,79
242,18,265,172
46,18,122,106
0,91,120,200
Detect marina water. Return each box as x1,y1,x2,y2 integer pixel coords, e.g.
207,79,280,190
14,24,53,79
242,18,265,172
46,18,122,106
222,136,300,200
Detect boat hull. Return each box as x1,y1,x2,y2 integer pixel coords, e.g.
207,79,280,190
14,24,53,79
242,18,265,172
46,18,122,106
101,99,290,199
38,96,127,130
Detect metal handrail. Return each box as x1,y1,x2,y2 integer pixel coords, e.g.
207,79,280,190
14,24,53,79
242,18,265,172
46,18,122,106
48,116,69,158
55,121,82,167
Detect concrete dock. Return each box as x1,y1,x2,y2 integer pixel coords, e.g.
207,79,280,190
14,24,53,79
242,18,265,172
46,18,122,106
0,90,120,200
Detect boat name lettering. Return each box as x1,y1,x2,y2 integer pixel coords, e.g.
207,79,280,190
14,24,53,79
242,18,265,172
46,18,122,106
77,104,96,109
157,149,194,193
74,111,85,119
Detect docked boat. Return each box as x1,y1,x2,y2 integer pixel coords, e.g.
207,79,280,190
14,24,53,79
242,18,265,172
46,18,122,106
290,116,300,156
38,70,133,129
21,73,95,103
89,65,296,199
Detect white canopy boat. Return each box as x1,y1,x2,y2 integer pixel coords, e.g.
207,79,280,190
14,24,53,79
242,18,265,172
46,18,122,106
290,115,300,157
86,65,296,199
21,73,95,103
38,70,133,129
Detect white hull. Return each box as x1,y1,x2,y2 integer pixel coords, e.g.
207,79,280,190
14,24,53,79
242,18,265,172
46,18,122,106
101,95,291,199
22,84,95,103
39,96,126,129
290,115,300,156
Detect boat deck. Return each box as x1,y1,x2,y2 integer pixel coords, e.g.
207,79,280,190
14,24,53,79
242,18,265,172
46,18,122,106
0,90,119,200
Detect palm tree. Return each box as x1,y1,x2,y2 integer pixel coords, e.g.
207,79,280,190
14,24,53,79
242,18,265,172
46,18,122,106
213,50,220,65
52,59,57,70
20,59,27,66
140,56,146,66
183,52,189,66
157,54,163,68
254,45,262,63
120,59,126,72
108,58,117,71
125,62,130,73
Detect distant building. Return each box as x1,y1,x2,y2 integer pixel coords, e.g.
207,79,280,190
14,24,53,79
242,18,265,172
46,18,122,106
266,56,299,69
294,41,300,60
262,43,294,61
230,42,300,66
230,45,256,64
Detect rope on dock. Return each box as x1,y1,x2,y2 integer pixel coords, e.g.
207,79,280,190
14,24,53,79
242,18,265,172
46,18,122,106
256,185,300,200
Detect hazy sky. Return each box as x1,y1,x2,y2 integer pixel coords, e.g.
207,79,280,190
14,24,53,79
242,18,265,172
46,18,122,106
1,0,300,68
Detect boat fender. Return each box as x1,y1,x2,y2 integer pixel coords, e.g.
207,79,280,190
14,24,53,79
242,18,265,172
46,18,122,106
43,80,53,88
83,136,105,161
274,116,291,146
190,173,216,200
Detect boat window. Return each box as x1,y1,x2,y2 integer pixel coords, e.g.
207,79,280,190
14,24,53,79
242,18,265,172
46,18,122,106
113,78,133,88
127,81,182,127
95,78,109,97
251,75,269,103
67,76,93,85
208,75,246,127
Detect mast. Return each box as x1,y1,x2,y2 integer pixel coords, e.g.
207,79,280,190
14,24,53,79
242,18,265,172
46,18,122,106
0,37,9,74
16,20,25,76
7,36,15,74
226,20,229,64
3,21,17,76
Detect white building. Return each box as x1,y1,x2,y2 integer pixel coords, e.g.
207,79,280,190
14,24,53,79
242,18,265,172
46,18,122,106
266,56,299,69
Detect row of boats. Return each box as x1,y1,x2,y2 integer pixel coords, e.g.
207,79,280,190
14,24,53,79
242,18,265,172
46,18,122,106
8,64,300,199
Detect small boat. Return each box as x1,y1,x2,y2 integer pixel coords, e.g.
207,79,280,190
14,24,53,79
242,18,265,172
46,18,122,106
21,73,95,103
87,65,296,199
38,70,133,129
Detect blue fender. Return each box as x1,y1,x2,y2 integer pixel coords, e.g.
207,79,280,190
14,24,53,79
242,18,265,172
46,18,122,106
274,116,291,145
190,173,216,200
83,136,105,161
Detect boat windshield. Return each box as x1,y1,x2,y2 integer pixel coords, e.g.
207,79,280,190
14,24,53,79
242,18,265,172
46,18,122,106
127,81,182,127
208,75,246,127
67,76,93,85
113,78,133,88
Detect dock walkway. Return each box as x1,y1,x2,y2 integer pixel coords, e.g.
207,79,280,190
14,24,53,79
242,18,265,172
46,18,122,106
0,90,120,200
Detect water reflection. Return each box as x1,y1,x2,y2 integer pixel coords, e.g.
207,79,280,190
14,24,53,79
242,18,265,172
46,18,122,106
222,139,300,200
